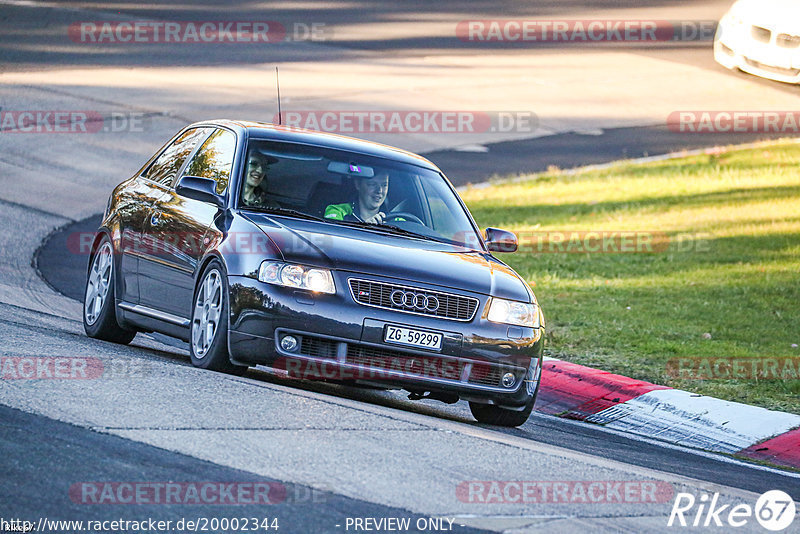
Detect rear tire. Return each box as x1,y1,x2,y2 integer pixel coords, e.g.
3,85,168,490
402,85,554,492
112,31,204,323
83,236,136,344
189,260,247,376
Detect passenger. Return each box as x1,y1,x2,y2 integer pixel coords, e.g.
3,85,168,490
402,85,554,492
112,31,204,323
324,171,389,224
241,149,279,209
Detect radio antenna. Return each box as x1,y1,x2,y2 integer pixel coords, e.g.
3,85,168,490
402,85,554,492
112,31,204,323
276,66,282,126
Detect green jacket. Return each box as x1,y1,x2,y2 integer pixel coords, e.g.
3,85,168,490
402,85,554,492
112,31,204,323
324,202,354,220
324,201,401,222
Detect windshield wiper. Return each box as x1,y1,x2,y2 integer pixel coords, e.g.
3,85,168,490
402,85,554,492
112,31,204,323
381,224,484,250
336,221,448,244
244,207,328,222
381,224,448,243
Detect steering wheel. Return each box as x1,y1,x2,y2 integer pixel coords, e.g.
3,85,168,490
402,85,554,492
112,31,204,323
385,212,425,225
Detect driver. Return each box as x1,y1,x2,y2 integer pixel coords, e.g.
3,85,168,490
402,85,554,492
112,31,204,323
324,171,389,224
241,148,280,209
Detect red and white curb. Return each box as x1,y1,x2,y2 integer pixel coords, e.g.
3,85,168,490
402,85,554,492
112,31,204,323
536,357,800,470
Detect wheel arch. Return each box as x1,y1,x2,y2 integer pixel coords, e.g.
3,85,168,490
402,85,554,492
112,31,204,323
87,229,110,271
86,227,119,296
195,251,229,287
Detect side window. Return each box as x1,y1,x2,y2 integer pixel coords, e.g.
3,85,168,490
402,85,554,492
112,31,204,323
184,129,237,194
143,128,209,186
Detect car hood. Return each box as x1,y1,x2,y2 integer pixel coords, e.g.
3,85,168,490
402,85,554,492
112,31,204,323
246,214,531,301
727,0,800,32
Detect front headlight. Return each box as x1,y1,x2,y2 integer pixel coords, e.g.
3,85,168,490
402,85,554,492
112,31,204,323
257,261,335,294
487,297,540,328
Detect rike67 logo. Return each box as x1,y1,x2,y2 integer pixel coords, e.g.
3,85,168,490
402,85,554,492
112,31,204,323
668,490,796,531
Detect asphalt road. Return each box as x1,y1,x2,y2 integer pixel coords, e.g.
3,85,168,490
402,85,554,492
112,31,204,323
3,403,480,534
3,1,800,533
32,212,800,506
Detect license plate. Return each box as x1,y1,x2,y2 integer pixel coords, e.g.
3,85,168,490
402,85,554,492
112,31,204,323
384,325,442,350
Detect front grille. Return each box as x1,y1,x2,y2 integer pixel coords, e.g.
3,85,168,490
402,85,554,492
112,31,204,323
468,363,504,386
284,334,525,390
751,25,772,43
300,336,338,359
348,279,479,321
346,345,465,381
468,362,526,387
777,33,800,49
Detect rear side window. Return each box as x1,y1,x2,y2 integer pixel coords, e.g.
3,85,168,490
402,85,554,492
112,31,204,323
143,128,210,186
184,128,237,194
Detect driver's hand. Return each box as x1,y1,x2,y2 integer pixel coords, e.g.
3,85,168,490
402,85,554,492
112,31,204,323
364,212,385,224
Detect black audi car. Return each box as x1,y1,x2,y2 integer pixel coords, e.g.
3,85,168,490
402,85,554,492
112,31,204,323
83,120,544,426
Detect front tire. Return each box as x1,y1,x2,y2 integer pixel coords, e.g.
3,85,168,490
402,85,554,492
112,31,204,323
190,260,246,375
469,399,535,427
83,236,136,344
469,361,541,427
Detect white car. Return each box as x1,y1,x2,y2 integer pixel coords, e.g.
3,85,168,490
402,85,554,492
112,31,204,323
714,0,800,84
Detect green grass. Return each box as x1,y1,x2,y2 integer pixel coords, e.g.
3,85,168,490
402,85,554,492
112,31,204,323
461,141,800,414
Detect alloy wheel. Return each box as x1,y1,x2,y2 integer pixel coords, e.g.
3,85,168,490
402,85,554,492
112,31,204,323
192,269,222,358
84,241,113,325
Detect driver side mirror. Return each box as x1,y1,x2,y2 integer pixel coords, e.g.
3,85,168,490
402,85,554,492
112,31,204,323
175,175,225,209
485,227,518,253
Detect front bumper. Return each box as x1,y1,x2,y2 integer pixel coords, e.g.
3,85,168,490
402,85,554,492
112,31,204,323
226,274,543,407
714,22,800,84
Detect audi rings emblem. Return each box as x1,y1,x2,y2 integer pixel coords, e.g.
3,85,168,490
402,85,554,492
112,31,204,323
390,290,440,312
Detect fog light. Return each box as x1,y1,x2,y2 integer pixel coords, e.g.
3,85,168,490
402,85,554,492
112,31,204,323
281,335,298,352
502,372,516,388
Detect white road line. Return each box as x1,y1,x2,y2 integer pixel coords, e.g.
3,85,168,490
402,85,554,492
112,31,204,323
531,412,800,480
588,389,800,454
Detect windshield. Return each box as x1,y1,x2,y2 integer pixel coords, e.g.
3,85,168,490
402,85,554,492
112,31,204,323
239,139,483,249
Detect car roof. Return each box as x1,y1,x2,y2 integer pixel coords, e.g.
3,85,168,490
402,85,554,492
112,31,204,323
192,119,441,172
